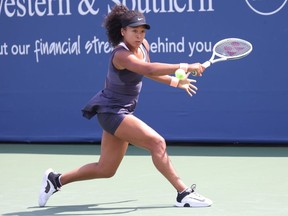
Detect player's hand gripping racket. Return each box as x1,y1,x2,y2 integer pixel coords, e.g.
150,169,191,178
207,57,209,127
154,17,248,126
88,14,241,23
189,38,253,76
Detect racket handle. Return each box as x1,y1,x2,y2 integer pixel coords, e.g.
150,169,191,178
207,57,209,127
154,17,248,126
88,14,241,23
202,61,211,68
190,71,197,76
189,61,212,76
191,61,212,76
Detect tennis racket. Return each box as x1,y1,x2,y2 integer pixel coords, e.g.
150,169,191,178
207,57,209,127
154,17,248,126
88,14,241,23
189,38,253,76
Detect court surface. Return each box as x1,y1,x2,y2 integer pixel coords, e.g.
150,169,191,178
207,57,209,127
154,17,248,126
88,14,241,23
1,144,288,216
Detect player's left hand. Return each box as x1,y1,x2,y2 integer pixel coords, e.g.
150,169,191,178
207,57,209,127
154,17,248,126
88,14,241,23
178,78,198,97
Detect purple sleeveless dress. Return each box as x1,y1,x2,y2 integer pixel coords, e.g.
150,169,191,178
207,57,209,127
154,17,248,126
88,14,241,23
82,43,148,134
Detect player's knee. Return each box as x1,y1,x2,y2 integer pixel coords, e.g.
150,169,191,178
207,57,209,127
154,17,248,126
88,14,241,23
149,136,167,155
101,169,117,178
97,163,117,178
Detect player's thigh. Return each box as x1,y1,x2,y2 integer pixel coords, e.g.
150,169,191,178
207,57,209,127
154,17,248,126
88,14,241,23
114,114,165,151
98,130,129,171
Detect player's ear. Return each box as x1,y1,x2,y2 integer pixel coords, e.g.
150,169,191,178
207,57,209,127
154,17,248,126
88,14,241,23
121,28,125,36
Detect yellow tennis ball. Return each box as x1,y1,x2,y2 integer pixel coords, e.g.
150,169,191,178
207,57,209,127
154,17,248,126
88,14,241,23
175,68,186,80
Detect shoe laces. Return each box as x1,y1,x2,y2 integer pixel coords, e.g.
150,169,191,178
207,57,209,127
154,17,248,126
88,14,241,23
187,184,205,201
190,184,196,192
185,184,196,193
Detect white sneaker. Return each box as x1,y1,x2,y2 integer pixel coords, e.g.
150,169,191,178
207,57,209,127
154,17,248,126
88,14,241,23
175,185,213,207
38,168,61,207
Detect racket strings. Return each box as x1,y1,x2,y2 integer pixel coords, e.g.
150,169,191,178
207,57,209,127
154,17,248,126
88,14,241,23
215,40,251,57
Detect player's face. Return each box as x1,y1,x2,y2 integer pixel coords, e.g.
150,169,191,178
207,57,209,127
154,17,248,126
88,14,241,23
122,26,146,48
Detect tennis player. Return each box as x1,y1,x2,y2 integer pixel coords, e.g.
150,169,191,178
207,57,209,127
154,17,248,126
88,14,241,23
38,4,212,208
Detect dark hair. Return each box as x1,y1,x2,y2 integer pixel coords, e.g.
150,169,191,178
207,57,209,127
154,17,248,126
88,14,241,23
103,5,128,47
103,5,146,47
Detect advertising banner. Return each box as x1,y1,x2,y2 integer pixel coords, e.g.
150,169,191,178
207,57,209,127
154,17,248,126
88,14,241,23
0,1,287,143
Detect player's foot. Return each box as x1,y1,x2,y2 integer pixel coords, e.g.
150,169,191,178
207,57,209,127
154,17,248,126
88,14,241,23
38,168,61,207
175,184,213,207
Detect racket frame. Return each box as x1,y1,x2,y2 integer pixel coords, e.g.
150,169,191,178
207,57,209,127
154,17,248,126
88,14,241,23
206,38,253,65
190,38,253,76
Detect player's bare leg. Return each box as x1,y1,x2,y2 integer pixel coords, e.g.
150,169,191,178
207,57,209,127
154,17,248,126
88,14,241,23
114,114,212,207
38,131,129,207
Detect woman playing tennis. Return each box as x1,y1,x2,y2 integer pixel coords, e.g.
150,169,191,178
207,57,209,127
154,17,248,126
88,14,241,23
38,4,212,208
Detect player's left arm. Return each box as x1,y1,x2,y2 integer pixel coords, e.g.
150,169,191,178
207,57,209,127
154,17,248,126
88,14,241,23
146,75,198,97
143,39,197,96
145,75,171,85
143,39,174,85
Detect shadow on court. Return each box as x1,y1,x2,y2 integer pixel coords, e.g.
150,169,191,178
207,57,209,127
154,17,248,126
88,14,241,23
3,200,174,216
